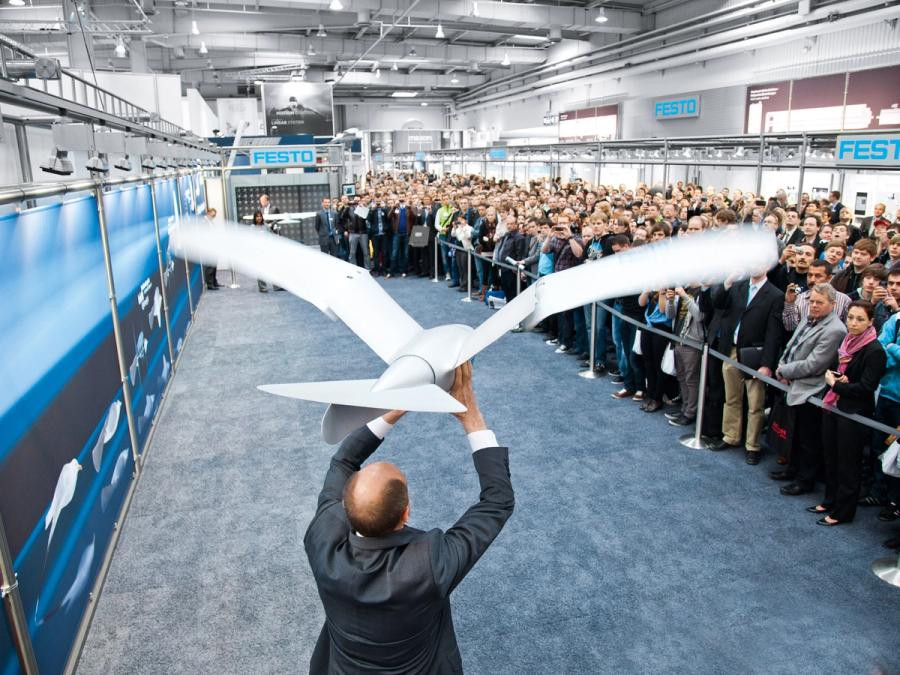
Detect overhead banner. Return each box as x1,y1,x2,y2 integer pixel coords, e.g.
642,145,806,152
558,104,618,142
745,64,900,133
262,82,334,137
0,196,134,675
103,185,173,453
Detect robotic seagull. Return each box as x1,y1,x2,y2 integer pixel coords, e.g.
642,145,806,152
173,221,776,443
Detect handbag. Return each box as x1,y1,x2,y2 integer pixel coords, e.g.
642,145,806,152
409,225,430,248
881,440,900,478
632,329,643,355
661,343,677,376
764,393,796,458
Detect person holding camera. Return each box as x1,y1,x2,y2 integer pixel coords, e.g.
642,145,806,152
541,213,584,354
367,198,392,276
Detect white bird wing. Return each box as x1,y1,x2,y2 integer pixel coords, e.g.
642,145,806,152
173,220,422,363
258,380,465,413
457,228,778,365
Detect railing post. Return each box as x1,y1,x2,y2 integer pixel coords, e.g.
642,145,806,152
461,246,473,303
680,343,709,449
0,514,38,675
432,234,439,283
578,302,602,379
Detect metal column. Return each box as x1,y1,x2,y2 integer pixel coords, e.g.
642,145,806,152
797,133,808,199
0,514,38,675
755,135,765,195
95,186,143,466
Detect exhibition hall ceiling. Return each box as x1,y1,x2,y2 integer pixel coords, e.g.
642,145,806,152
0,0,897,106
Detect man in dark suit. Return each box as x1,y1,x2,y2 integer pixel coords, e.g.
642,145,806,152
258,194,280,218
315,198,340,257
780,208,804,247
493,214,527,302
304,362,514,673
367,200,391,275
829,190,846,227
708,270,784,463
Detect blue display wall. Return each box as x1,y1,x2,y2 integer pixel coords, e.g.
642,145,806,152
0,173,206,675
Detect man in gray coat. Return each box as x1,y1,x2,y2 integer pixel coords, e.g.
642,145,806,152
771,284,847,495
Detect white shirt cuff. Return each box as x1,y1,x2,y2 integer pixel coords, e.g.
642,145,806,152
366,417,394,440
467,429,499,453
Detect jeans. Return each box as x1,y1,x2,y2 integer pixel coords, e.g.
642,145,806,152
348,233,370,269
440,234,459,283
588,303,609,366
612,305,643,393
573,306,588,355
391,234,409,274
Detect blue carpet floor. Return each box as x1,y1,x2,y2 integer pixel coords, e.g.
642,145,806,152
77,272,900,674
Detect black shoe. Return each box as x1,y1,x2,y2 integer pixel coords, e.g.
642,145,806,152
207,284,219,290
608,368,621,377
707,438,740,451
214,282,223,288
780,481,813,496
534,327,548,333
877,504,900,522
457,287,467,292
610,375,625,384
745,450,761,465
806,504,831,513
664,411,680,421
668,415,695,427
884,535,900,550
593,364,607,375
643,400,663,413
769,469,796,481
816,517,845,526
574,352,590,360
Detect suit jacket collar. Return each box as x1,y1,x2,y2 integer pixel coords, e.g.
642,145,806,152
348,526,424,550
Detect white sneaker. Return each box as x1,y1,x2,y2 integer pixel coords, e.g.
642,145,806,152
401,273,407,277
555,345,571,354
445,274,451,281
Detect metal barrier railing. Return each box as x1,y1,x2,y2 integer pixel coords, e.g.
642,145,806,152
433,235,900,587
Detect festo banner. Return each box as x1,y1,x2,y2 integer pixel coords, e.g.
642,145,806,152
835,134,900,166
248,146,318,168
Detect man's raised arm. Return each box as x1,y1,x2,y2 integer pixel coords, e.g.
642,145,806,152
431,362,515,596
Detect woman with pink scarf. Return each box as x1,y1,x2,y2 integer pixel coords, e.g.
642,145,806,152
811,300,887,526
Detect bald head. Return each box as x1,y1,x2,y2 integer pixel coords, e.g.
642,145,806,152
344,462,409,537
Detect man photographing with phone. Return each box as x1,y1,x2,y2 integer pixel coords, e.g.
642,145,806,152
304,362,514,674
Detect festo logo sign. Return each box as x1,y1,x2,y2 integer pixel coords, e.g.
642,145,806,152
835,135,900,166
250,146,317,167
654,96,700,120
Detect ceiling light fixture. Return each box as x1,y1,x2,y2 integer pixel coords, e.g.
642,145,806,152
317,24,327,37
308,43,316,56
501,52,510,66
191,19,200,35
198,41,208,55
9,0,25,6
436,23,445,39
329,0,343,10
114,36,127,58
450,75,459,83
420,101,428,107
595,7,608,23
391,61,398,71
391,91,418,98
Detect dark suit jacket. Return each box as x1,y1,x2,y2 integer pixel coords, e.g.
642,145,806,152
315,209,340,244
828,340,887,415
367,207,390,236
781,227,804,246
712,279,784,370
494,231,527,266
304,426,514,674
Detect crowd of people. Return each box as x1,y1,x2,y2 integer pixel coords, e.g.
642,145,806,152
306,171,900,547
